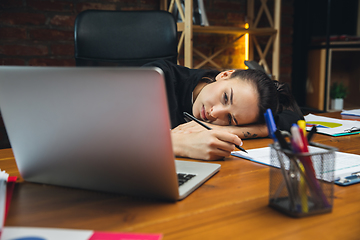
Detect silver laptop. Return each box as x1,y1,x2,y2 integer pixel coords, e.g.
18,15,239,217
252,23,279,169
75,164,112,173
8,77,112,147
0,66,220,201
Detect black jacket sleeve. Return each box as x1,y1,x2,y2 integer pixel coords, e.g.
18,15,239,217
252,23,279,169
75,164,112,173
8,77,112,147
274,110,303,132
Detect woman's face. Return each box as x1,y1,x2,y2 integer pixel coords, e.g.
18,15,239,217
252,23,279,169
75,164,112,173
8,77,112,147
192,72,259,126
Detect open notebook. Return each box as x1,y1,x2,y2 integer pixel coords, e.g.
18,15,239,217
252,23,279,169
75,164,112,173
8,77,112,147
0,66,220,201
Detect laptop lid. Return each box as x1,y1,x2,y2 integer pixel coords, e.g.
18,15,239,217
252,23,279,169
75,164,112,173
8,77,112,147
0,66,220,201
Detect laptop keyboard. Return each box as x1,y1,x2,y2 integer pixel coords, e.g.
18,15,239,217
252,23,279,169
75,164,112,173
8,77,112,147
177,173,196,186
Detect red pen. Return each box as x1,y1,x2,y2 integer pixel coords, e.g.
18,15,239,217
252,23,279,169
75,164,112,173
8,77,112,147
290,124,330,208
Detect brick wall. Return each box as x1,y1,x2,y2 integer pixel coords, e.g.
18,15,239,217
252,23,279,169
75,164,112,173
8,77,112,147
0,0,294,82
0,0,294,148
0,0,160,148
0,0,159,67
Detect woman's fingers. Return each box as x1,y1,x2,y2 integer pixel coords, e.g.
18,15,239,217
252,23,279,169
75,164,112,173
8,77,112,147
174,121,206,133
210,130,243,150
176,131,242,160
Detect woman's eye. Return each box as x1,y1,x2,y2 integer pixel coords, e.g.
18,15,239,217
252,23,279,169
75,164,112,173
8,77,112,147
228,114,232,125
223,92,228,104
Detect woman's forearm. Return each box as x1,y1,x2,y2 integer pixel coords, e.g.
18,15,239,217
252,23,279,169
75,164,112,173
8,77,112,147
205,123,269,139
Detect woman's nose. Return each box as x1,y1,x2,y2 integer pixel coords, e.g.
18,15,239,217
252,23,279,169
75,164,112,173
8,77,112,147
210,105,227,119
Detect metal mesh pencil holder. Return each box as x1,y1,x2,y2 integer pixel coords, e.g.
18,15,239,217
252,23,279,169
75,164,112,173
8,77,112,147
269,142,336,218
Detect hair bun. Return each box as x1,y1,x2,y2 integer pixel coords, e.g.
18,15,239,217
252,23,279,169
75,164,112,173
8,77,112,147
274,81,292,108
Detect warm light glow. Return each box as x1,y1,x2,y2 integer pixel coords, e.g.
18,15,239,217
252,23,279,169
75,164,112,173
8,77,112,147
245,34,249,61
233,23,249,69
245,23,249,68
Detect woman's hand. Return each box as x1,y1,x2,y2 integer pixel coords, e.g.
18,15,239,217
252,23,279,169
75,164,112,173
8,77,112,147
171,127,243,161
171,120,207,133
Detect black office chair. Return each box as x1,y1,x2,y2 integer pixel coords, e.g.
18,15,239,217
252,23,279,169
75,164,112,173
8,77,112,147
74,10,178,66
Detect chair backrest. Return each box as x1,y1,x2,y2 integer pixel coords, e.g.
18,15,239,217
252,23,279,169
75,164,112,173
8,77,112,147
74,10,178,66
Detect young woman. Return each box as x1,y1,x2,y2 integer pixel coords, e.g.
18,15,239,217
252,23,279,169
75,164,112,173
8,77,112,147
144,59,303,160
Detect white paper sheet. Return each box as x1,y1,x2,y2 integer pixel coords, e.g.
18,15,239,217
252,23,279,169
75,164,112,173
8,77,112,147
232,146,360,180
341,109,360,117
304,114,360,136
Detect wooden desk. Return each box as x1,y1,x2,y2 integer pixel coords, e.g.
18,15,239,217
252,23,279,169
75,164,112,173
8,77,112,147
1,112,360,239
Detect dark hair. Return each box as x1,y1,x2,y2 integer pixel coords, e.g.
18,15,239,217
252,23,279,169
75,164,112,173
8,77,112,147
229,69,303,124
201,70,219,84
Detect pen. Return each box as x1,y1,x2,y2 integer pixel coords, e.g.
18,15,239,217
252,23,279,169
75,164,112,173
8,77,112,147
183,112,247,153
307,125,317,142
274,130,291,151
271,129,296,210
297,120,306,136
295,121,309,213
290,124,330,208
264,108,277,142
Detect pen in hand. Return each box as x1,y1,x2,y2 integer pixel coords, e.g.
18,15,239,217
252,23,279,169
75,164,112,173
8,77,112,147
183,112,247,153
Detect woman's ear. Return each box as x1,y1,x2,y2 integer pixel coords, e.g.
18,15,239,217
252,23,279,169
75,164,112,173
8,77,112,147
215,70,235,81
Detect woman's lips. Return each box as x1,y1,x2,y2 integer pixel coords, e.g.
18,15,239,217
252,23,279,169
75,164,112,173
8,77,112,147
201,105,208,121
